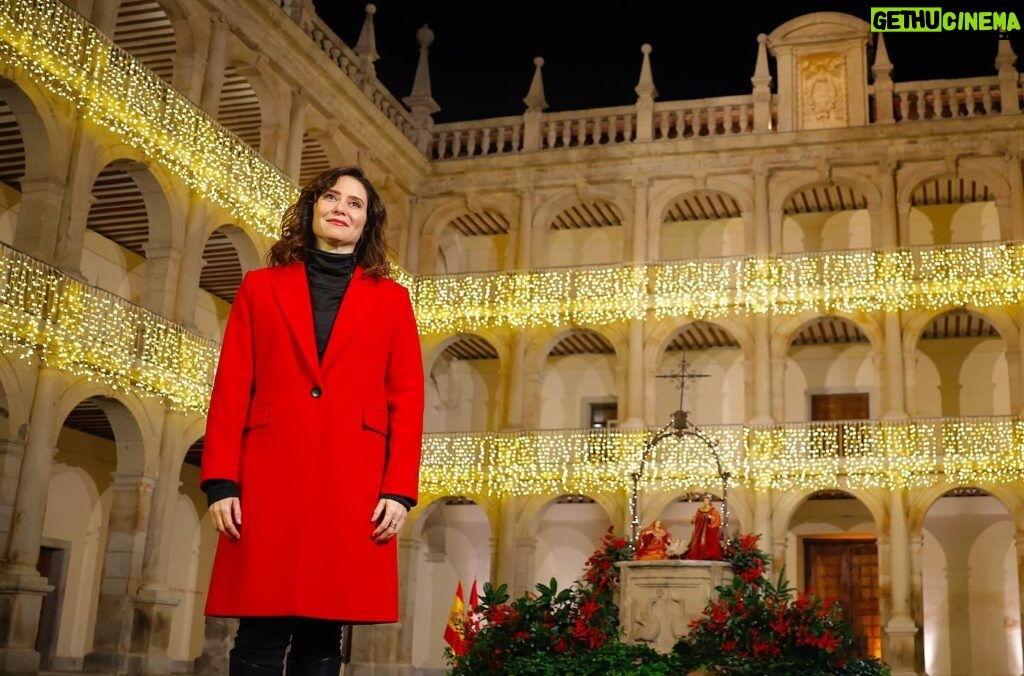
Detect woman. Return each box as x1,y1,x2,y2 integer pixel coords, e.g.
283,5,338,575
684,494,723,561
201,166,424,675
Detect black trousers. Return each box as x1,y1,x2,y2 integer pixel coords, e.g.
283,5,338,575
233,617,343,667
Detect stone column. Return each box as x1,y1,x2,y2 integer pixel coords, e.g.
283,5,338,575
283,90,307,183
1006,154,1024,241
502,333,527,429
52,129,101,276
171,194,210,328
90,0,123,36
171,17,206,103
12,178,65,264
0,436,27,561
200,15,229,114
883,489,921,676
883,314,907,419
511,535,537,597
347,537,418,675
623,319,645,427
751,317,772,424
770,357,786,422
0,367,61,673
192,618,236,676
129,412,187,674
1015,530,1024,674
909,534,926,674
514,189,535,270
141,244,183,318
83,471,157,673
752,167,770,255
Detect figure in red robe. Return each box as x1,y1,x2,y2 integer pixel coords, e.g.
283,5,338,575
684,494,724,560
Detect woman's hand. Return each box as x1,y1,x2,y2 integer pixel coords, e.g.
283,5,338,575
371,497,408,543
211,497,242,540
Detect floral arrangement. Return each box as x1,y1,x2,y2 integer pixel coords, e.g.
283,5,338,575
447,527,677,675
674,533,890,675
446,530,889,675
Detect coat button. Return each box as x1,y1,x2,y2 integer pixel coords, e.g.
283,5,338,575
310,386,322,398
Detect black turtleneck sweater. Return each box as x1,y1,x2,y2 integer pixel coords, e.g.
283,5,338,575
306,247,356,361
202,250,414,512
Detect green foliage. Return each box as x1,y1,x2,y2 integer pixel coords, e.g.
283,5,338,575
447,527,634,675
448,531,890,676
674,534,890,676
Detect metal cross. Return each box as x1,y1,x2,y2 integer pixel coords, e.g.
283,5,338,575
656,354,709,414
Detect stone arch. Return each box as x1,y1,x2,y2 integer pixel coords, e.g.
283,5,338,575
197,223,261,304
216,59,268,154
900,163,1010,244
423,332,506,377
777,178,876,252
0,77,58,188
908,484,1024,536
0,77,67,259
772,487,886,547
648,319,749,426
43,463,105,660
423,333,504,432
527,324,626,375
532,187,630,267
418,197,515,273
906,306,1017,416
112,0,179,85
771,311,883,361
516,492,617,541
54,382,160,476
903,305,1018,357
657,188,748,260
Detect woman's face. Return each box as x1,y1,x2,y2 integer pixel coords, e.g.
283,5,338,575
312,175,368,253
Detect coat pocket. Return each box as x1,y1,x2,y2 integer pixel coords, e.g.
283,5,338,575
245,405,271,429
362,407,389,436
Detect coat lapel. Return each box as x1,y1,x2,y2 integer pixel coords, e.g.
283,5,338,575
321,265,373,373
271,262,320,378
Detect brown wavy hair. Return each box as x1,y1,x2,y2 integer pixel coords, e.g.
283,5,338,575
266,166,392,278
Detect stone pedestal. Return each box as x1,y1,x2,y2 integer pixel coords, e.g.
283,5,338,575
0,567,54,674
617,559,732,654
127,586,180,674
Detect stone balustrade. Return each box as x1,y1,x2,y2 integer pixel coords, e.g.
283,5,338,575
419,416,1021,497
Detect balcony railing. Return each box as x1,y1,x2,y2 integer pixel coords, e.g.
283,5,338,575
420,417,1022,498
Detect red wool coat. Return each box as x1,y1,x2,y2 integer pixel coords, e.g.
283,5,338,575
201,262,424,622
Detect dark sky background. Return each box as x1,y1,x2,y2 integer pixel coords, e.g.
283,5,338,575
313,1,1024,123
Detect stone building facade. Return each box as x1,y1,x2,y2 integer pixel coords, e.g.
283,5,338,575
0,1,1020,675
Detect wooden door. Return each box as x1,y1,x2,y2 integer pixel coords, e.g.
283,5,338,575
803,538,881,658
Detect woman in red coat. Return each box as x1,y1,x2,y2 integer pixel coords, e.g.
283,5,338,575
201,166,424,675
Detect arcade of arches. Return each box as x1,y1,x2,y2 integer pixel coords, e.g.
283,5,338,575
0,2,1021,675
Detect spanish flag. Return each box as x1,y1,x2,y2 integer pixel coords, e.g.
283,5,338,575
443,581,467,656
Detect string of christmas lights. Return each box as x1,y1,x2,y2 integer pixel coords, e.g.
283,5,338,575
0,0,295,240
0,245,216,412
2,0,1023,497
420,418,1022,498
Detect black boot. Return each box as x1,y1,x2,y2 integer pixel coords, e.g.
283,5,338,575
230,651,285,676
285,654,342,676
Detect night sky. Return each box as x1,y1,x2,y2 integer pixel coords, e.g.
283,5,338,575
313,1,1024,123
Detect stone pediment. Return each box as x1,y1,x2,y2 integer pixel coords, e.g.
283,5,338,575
767,12,872,132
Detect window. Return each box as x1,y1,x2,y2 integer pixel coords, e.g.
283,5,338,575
588,401,618,428
810,393,869,421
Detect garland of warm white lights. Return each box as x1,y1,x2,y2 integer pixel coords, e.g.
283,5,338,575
413,244,1024,333
421,418,1021,497
2,0,1023,493
0,247,217,411
0,0,295,239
